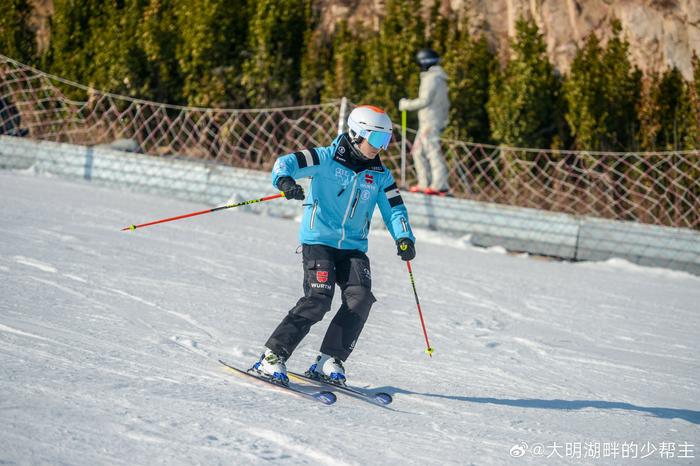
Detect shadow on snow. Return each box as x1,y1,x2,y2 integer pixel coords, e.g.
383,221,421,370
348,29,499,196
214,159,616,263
373,387,700,424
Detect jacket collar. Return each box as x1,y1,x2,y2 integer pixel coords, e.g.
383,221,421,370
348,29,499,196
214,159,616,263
332,133,385,173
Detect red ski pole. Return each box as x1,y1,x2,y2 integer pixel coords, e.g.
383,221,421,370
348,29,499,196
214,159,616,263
121,193,285,231
406,260,434,357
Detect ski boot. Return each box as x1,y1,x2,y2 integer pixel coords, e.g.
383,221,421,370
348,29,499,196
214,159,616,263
424,187,452,197
306,353,346,385
252,348,289,385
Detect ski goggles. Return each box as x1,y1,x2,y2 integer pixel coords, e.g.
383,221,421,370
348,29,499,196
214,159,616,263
366,130,392,150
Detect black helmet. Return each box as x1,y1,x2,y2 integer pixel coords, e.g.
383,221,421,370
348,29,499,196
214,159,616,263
416,48,440,71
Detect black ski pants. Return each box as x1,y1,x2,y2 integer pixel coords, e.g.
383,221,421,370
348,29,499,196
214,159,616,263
265,244,376,361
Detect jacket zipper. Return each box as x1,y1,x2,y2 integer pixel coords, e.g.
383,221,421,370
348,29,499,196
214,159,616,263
349,189,360,219
310,199,318,230
362,214,370,238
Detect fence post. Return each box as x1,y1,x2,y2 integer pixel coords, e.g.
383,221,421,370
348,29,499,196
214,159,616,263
338,97,348,136
401,110,407,188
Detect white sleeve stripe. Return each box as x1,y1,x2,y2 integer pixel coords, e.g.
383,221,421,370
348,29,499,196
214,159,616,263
302,149,314,167
386,189,401,199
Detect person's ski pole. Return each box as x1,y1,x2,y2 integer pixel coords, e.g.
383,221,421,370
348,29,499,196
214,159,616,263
121,193,285,231
406,260,434,357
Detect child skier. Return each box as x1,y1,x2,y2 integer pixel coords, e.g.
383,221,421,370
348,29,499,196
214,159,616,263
253,105,416,385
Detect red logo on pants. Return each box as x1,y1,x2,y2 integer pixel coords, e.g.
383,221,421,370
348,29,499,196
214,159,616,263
316,271,329,283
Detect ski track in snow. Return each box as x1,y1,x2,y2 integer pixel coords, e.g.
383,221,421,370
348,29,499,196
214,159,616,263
14,255,58,273
1,170,699,465
0,323,52,342
246,428,357,466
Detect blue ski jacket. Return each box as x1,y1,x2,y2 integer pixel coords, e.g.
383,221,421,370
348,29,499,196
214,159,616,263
272,133,415,252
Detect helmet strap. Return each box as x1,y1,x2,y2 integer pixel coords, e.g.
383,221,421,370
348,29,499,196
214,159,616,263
347,133,371,161
350,140,368,160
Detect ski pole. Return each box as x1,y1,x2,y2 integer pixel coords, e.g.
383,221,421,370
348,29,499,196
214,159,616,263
406,260,434,357
121,193,285,231
400,110,407,188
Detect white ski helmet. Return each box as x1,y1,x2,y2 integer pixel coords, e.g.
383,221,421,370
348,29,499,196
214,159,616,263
347,105,393,150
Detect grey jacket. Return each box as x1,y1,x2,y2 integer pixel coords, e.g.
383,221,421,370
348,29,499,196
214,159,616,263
399,65,449,130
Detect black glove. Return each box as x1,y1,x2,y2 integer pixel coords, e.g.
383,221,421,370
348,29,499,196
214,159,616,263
277,176,305,200
396,238,416,261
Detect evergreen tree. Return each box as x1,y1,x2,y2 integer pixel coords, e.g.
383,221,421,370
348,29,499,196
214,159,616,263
487,17,560,148
321,20,367,103
175,0,248,107
140,0,183,103
299,4,331,104
363,0,424,115
46,0,107,99
563,21,640,151
242,0,309,107
694,52,700,99
88,0,149,98
658,68,686,150
687,52,700,149
563,33,607,150
427,0,450,56
602,20,641,151
638,71,662,151
442,13,495,143
640,67,695,151
0,0,36,63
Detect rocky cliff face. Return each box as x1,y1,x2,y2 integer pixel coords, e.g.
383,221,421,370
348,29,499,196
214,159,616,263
318,0,700,80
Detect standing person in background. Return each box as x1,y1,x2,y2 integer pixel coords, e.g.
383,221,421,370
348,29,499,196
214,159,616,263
399,48,450,195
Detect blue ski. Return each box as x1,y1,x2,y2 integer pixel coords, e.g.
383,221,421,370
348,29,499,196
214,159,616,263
218,360,337,405
287,370,392,406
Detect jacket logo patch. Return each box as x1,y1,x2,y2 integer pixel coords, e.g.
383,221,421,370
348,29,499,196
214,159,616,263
365,174,374,184
316,271,329,283
335,168,350,184
334,143,347,162
361,190,371,201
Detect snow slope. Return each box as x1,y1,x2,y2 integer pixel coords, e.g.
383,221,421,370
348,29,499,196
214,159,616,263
1,170,698,465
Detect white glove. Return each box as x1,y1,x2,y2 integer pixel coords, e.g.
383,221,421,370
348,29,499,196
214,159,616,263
398,98,409,112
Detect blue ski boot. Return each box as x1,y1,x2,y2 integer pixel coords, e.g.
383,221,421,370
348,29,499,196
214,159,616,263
252,348,289,385
307,353,346,385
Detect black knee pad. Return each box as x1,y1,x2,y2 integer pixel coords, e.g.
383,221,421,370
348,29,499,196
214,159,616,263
291,294,333,322
342,285,376,318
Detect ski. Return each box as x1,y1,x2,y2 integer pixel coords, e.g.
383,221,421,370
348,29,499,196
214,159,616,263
287,370,393,406
218,360,337,406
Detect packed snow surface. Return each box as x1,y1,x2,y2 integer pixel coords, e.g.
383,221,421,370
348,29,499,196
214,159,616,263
1,171,698,465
